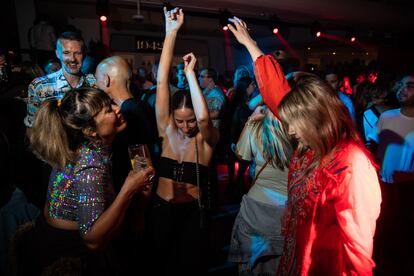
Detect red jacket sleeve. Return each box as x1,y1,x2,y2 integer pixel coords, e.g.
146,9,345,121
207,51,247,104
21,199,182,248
254,55,291,118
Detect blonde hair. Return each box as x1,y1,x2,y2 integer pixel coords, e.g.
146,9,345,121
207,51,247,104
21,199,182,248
28,88,112,168
278,72,360,167
250,106,292,169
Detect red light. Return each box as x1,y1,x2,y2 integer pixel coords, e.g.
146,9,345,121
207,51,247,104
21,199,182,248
273,28,279,34
100,15,107,22
316,31,321,37
350,36,356,42
222,25,229,31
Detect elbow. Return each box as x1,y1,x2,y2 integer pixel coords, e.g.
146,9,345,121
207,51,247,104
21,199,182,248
197,116,209,126
84,240,102,251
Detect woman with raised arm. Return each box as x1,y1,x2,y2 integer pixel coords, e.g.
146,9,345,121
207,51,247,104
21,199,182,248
228,17,381,276
22,88,154,275
151,7,219,275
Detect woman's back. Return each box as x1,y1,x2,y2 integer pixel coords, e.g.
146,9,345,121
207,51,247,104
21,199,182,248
236,121,289,206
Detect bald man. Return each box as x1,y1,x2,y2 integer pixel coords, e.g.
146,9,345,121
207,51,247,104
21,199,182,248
95,56,154,274
95,55,156,185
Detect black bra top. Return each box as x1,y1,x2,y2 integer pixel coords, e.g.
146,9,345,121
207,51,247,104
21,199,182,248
158,156,209,186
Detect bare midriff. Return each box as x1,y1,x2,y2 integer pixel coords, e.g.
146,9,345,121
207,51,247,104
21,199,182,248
156,177,200,204
43,207,79,231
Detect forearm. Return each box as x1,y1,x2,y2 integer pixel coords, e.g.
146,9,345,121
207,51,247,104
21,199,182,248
155,31,177,127
82,189,133,250
243,39,264,62
186,71,210,121
157,31,178,86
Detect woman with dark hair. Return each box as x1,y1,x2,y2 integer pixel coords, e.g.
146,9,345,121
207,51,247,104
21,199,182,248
228,17,381,275
151,7,218,275
22,88,154,275
228,76,256,197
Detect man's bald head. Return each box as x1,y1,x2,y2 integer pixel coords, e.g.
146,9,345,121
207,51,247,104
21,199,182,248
95,56,131,93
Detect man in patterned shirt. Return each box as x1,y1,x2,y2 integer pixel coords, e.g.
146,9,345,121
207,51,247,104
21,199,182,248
25,31,96,127
198,67,226,129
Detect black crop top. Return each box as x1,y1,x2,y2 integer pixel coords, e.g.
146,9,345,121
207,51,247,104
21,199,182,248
158,156,209,186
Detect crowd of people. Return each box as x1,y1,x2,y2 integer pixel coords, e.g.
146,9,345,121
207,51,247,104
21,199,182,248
0,6,413,276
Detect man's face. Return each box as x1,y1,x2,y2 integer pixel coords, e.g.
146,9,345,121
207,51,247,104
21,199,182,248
176,69,187,87
397,76,414,106
198,69,211,89
325,73,339,91
56,39,84,76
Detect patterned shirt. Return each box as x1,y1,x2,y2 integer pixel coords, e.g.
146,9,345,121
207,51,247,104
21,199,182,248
25,68,96,127
202,85,226,129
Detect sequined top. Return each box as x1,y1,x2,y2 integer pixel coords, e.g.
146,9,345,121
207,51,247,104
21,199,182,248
46,141,115,236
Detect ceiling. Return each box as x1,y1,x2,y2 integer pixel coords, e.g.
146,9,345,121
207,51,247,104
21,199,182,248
125,0,414,32
37,0,414,32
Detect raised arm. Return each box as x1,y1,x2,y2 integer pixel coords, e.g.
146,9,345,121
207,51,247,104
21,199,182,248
227,17,264,62
228,17,290,118
183,53,219,147
155,7,184,135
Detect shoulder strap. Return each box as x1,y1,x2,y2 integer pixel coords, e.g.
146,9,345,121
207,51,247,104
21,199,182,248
251,160,269,187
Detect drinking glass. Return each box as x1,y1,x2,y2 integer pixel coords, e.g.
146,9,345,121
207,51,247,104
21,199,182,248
128,144,152,172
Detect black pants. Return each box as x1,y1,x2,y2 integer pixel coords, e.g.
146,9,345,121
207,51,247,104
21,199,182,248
149,194,208,275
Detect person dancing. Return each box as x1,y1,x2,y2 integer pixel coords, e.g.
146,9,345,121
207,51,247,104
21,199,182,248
150,7,219,275
228,17,381,275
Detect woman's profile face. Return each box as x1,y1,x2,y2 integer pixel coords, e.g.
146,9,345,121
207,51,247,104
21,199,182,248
173,107,197,137
94,103,126,141
287,124,308,147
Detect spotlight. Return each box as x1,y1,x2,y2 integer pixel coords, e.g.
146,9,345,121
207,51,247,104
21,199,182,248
346,28,357,43
219,9,232,31
311,21,323,38
96,0,109,22
268,15,281,36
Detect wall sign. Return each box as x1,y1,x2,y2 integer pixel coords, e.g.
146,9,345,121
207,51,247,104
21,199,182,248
136,37,163,53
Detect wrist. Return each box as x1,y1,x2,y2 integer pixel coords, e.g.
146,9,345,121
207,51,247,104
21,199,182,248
118,186,135,202
166,29,179,36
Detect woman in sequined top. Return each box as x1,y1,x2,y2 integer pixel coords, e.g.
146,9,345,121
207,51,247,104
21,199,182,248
150,7,219,275
228,17,381,275
26,88,154,274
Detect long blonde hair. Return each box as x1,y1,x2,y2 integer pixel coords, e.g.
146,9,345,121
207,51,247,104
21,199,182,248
28,88,112,168
250,106,292,170
278,72,360,167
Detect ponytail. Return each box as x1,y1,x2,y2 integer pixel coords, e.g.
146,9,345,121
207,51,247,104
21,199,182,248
28,88,111,168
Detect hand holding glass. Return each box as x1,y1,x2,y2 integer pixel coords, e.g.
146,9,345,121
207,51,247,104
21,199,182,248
128,144,154,182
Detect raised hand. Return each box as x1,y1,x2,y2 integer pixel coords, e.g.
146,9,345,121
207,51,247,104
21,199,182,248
227,17,254,46
164,7,184,34
183,52,197,74
227,16,264,61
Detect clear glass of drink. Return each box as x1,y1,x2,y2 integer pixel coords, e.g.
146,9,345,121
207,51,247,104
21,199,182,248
128,144,151,171
128,144,154,181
